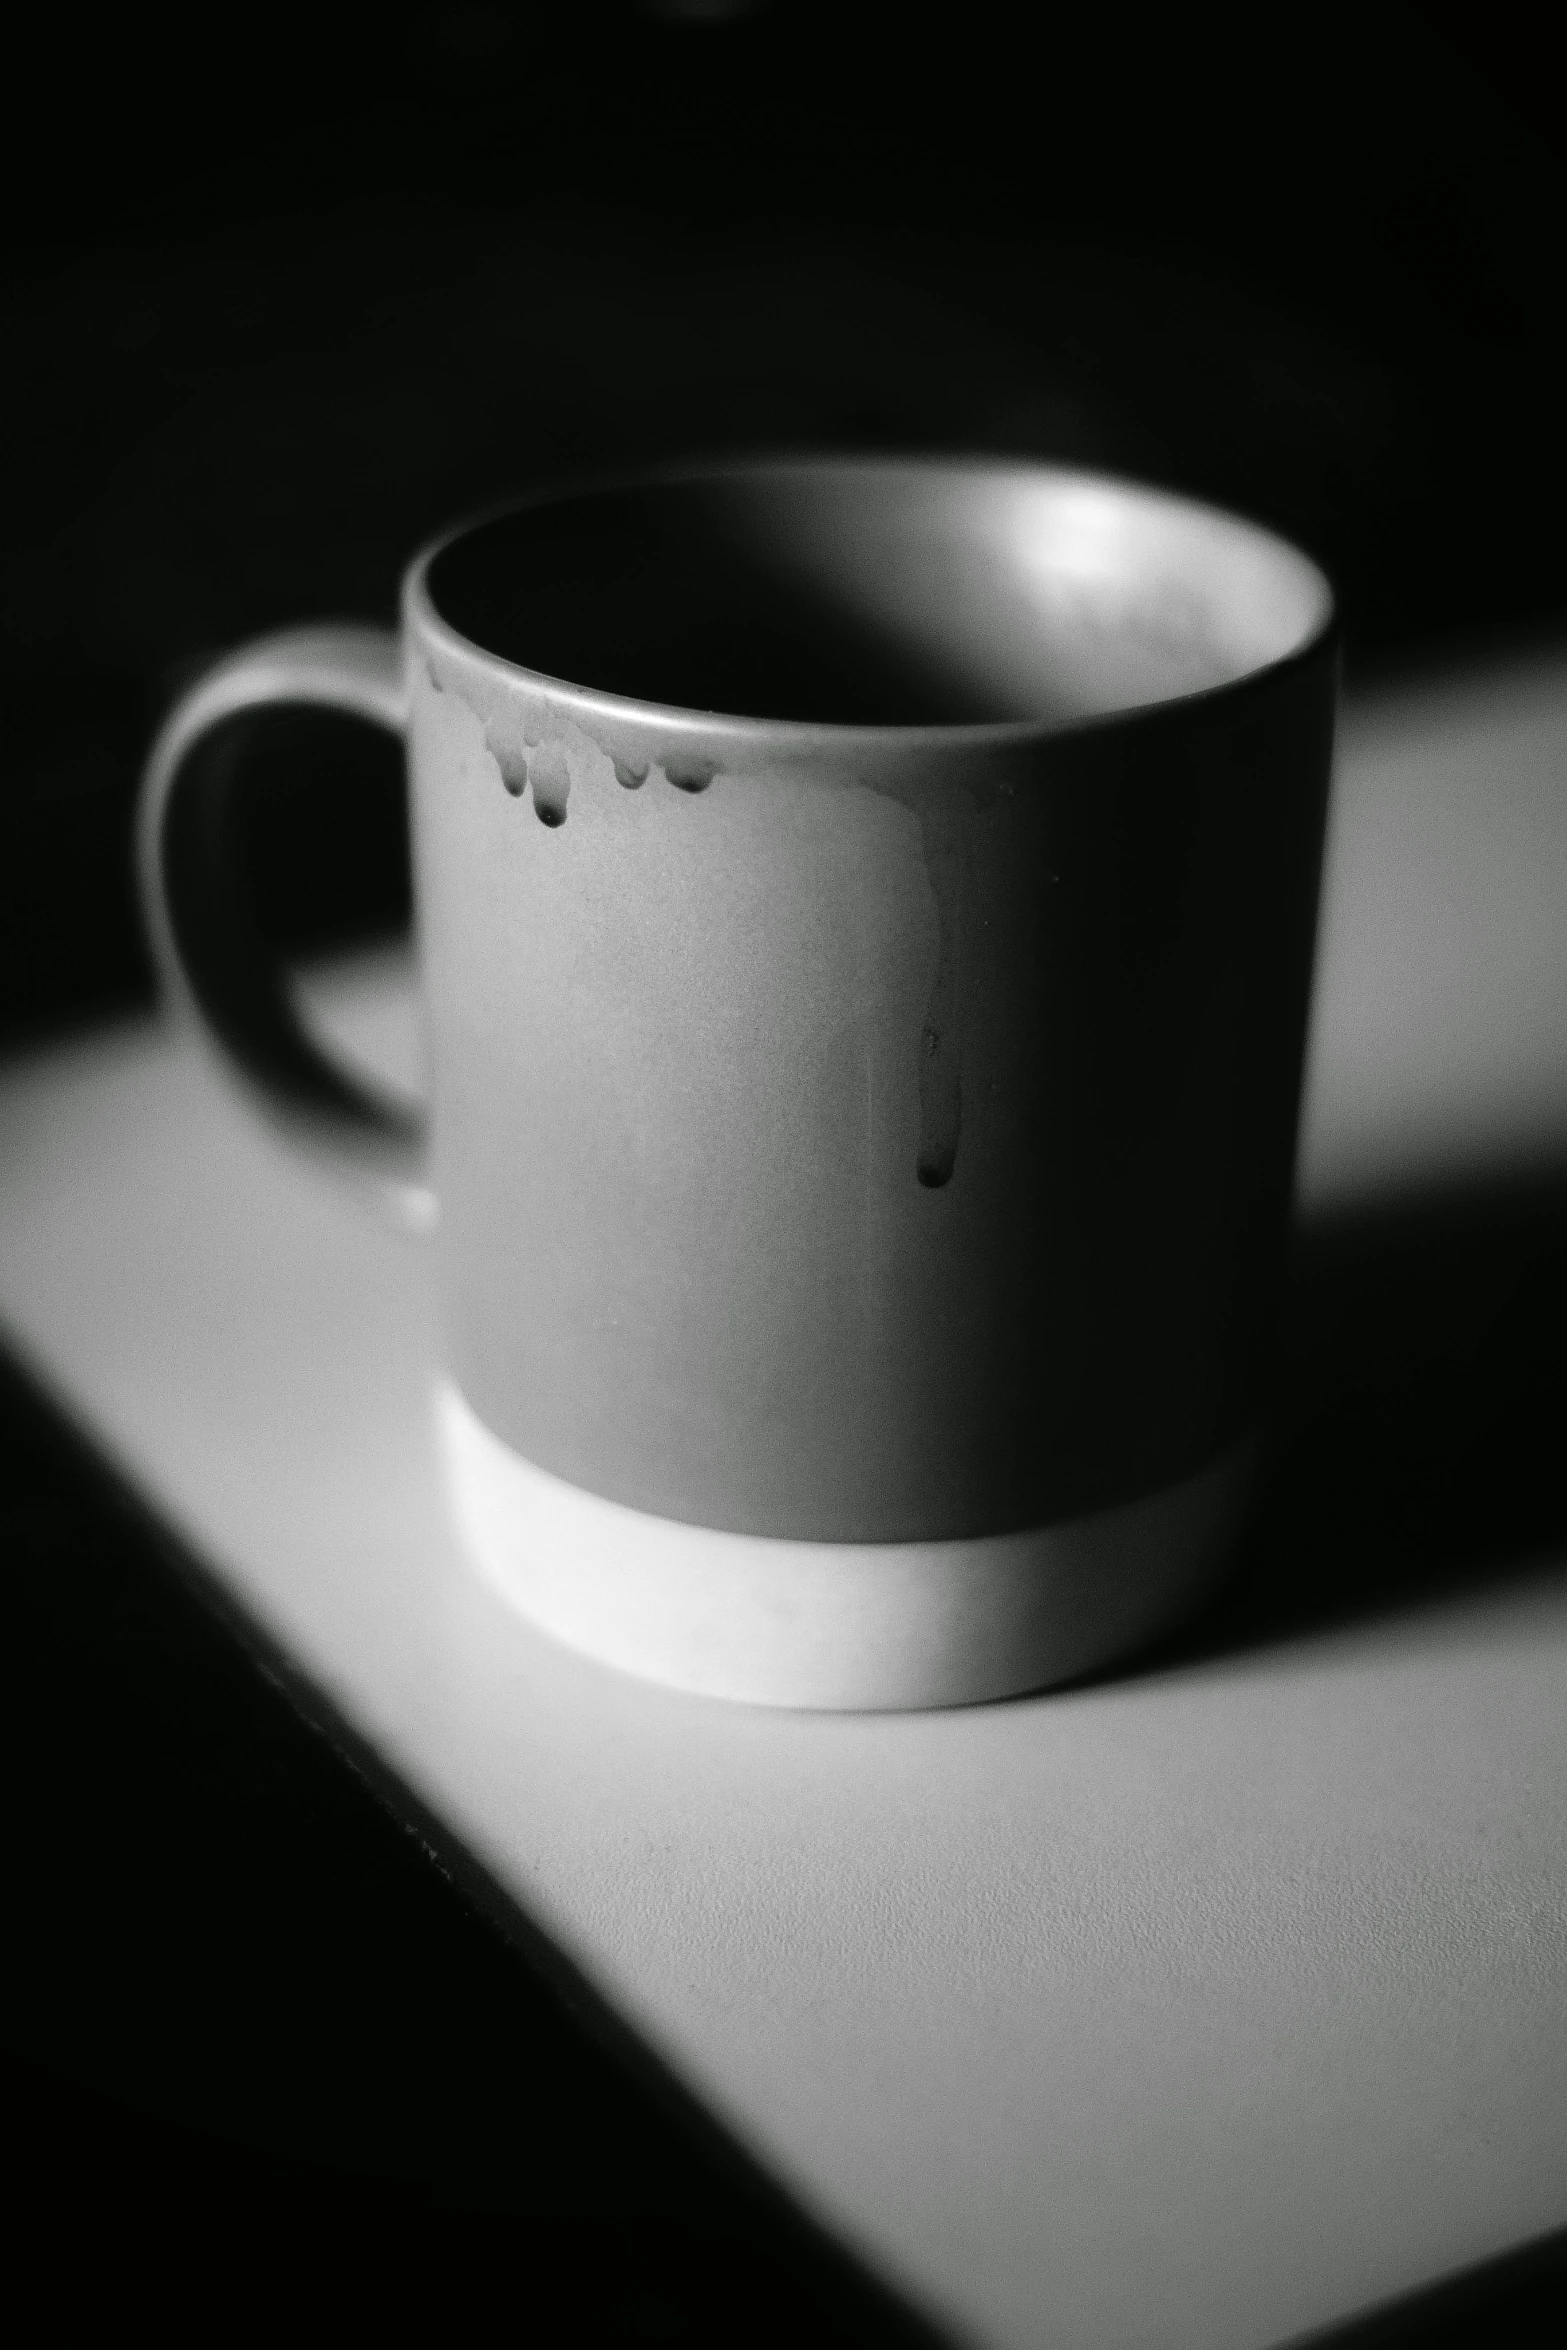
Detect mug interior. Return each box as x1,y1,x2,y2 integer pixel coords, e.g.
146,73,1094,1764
424,461,1332,728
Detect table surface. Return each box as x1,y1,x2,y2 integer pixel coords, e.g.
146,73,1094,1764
2,652,1565,2350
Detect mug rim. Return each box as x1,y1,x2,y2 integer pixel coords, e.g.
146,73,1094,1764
403,451,1338,747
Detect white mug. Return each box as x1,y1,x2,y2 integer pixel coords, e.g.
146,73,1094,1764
140,457,1336,1708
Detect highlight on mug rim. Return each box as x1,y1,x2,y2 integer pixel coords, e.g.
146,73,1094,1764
408,454,1337,744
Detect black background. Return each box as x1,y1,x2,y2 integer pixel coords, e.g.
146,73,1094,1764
3,2,1565,2336
5,0,1566,1045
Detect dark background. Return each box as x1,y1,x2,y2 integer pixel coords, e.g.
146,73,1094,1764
3,2,1565,2336
5,0,1566,1047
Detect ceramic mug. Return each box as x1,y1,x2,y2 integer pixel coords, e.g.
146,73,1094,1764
139,457,1336,1708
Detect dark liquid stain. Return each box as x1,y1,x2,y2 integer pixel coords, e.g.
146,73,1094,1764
912,796,969,1191
613,757,650,790
916,1032,959,1187
528,742,572,827
664,758,716,794
489,727,571,825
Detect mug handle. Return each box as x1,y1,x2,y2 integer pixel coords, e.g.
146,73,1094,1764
137,623,435,1232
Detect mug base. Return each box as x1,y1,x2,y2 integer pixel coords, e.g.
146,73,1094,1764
437,1381,1251,1711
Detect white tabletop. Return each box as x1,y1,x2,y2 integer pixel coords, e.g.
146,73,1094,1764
2,651,1565,2349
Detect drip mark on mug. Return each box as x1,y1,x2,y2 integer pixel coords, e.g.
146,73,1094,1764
489,731,571,825
614,758,650,790
914,802,966,1189
665,759,716,794
916,1024,960,1187
528,742,572,826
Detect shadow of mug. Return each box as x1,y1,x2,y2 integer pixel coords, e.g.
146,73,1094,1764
1159,646,1567,1675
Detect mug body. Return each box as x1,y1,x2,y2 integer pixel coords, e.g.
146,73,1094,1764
404,459,1336,1705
